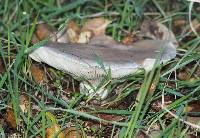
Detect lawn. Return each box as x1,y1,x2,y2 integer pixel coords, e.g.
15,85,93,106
0,0,200,138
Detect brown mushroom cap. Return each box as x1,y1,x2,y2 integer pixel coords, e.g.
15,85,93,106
29,40,176,80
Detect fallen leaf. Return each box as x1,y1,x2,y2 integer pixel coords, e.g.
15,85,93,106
82,17,112,36
6,95,30,129
67,28,79,43
67,21,80,43
77,30,93,43
6,105,17,129
141,21,178,47
173,19,186,27
189,19,200,34
37,18,112,45
136,131,149,138
46,124,65,138
148,79,158,96
186,116,200,126
173,18,186,35
19,94,30,113
36,23,55,40
141,21,163,40
54,29,69,43
151,96,175,112
147,69,160,97
98,114,124,122
185,101,200,113
177,70,190,80
0,58,5,75
34,22,70,43
31,34,40,44
196,66,200,76
68,20,80,34
148,131,162,138
122,33,138,45
189,77,196,83
65,127,83,138
31,63,47,84
135,70,160,107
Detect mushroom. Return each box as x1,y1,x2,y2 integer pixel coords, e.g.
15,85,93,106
29,39,177,99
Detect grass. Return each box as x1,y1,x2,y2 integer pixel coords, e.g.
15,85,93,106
0,0,200,137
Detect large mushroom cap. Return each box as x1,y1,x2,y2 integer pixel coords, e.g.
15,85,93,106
29,40,176,80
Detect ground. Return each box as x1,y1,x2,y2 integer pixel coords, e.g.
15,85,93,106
0,0,200,138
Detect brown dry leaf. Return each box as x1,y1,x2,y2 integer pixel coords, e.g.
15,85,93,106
34,22,69,43
54,29,69,43
148,131,162,138
186,116,200,125
46,124,65,138
0,58,5,75
19,95,30,113
65,127,83,138
31,63,47,84
136,131,149,138
185,101,200,113
189,19,200,34
31,34,40,44
36,23,55,40
148,70,160,96
82,17,112,36
77,30,93,43
122,33,138,45
189,77,196,83
6,105,17,129
148,80,158,96
141,21,163,40
173,18,186,35
6,95,30,129
67,20,81,43
151,96,175,112
173,19,186,27
141,21,178,47
98,114,124,122
135,74,159,107
68,20,80,34
177,70,190,80
196,66,200,76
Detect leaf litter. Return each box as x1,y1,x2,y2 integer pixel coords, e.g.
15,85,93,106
1,8,200,137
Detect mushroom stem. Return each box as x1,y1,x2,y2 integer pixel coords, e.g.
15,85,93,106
79,79,109,100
